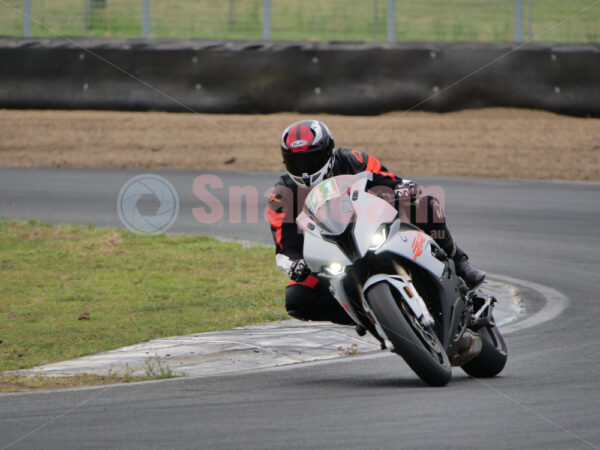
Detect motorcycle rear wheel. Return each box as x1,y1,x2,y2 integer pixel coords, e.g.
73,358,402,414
366,282,452,387
461,323,507,378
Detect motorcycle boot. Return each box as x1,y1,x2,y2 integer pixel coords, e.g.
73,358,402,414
451,329,483,366
453,247,486,290
436,233,486,290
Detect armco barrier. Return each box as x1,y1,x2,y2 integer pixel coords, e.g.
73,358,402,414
0,38,599,116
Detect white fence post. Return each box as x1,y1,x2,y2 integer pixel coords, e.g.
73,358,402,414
84,0,90,31
142,0,151,39
263,0,272,40
527,0,534,40
515,0,524,42
228,0,235,30
23,0,32,37
373,0,379,40
386,0,395,43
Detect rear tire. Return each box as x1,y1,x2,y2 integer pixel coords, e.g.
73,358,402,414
366,282,452,387
461,323,507,378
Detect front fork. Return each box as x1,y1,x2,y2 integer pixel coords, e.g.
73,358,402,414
361,274,436,352
328,274,388,348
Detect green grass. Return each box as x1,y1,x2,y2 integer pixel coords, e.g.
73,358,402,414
0,0,598,43
0,218,288,374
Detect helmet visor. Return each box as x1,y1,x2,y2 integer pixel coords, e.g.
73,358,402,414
283,149,332,177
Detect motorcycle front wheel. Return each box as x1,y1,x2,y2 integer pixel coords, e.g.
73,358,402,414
365,282,452,387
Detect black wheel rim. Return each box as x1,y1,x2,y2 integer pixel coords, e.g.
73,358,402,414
399,300,447,366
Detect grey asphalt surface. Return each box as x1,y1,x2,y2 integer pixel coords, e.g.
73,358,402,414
1,168,600,450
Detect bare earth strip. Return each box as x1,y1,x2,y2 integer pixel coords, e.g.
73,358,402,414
1,108,598,181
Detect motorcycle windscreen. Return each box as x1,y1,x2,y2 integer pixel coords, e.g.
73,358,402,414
304,177,356,236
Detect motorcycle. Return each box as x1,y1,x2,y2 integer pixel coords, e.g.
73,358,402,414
296,172,507,386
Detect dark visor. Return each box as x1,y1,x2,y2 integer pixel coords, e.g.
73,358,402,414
283,150,331,177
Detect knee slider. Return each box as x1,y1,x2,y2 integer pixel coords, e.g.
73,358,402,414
285,284,316,321
286,308,309,321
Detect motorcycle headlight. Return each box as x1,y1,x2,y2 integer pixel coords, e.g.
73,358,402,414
324,262,345,276
369,227,387,251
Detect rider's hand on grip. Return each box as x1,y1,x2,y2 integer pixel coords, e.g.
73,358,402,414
394,179,421,202
288,259,311,282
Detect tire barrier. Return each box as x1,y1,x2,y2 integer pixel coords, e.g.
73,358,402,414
1,38,598,116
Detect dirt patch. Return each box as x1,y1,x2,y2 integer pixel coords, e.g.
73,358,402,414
0,373,156,393
1,108,598,181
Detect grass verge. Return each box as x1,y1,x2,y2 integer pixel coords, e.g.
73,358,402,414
0,218,288,392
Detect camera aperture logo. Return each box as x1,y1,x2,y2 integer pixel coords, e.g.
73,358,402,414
117,174,179,235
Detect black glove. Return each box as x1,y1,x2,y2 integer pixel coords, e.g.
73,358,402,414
394,179,421,202
288,259,311,282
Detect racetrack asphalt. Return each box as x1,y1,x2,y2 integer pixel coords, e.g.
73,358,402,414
0,168,599,449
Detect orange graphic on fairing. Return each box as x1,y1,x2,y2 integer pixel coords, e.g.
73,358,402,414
412,233,426,260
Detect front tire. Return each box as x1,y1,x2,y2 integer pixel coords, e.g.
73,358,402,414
366,282,452,387
461,323,507,378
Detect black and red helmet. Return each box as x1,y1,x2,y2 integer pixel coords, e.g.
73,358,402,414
281,120,335,186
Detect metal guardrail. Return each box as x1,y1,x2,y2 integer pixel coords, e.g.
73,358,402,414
2,0,598,43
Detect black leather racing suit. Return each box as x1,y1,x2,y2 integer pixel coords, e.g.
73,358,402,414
267,148,454,325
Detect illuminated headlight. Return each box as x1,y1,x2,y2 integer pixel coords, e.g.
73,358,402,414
324,262,345,276
369,228,387,250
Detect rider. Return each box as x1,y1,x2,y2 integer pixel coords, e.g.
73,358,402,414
267,119,485,326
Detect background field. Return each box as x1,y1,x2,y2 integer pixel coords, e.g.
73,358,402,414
1,0,598,42
1,108,598,181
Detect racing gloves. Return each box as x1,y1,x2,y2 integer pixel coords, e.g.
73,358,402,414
288,259,312,282
276,254,312,282
394,179,422,202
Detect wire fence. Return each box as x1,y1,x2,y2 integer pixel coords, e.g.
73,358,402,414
1,0,599,43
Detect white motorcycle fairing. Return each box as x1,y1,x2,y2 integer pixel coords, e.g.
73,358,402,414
298,172,467,357
296,173,506,385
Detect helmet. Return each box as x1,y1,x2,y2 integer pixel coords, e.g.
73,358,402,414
281,120,335,187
